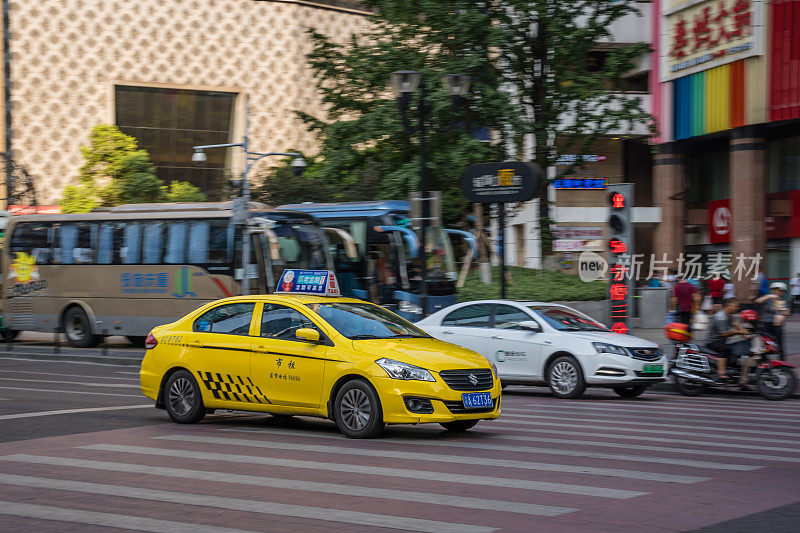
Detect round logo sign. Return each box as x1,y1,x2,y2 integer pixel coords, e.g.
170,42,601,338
712,206,731,236
578,251,608,283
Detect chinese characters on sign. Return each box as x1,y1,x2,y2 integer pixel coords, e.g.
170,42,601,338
663,0,761,80
120,272,169,293
588,253,763,283
552,178,607,190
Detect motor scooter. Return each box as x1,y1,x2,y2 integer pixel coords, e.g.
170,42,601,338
665,321,796,401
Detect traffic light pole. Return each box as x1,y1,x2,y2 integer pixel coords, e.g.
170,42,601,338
607,183,634,334
498,202,506,299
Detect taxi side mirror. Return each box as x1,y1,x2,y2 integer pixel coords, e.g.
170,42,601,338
296,328,320,343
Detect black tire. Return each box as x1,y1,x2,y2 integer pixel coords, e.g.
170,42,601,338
613,384,649,398
163,370,206,424
126,336,146,347
440,419,479,432
1,329,19,342
547,355,586,399
674,375,706,396
756,367,796,401
333,379,384,438
62,306,100,348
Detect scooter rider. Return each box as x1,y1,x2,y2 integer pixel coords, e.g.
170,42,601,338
706,298,750,381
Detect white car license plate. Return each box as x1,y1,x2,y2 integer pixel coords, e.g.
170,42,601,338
462,392,492,409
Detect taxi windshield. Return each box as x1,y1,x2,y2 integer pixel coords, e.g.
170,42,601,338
307,302,430,340
528,306,608,332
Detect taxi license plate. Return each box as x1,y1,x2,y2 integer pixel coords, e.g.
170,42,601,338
462,392,492,409
642,364,663,373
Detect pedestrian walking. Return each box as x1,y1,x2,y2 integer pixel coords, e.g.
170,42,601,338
707,275,725,308
755,282,789,360
790,272,800,314
723,277,736,299
672,277,699,328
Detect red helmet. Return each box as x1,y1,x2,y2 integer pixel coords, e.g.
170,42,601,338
740,309,758,322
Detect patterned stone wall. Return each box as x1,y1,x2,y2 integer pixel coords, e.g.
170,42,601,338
5,0,368,204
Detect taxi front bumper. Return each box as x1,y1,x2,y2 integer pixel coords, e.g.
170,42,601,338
373,376,502,424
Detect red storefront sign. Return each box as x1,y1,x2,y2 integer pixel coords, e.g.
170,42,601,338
708,191,800,243
670,0,752,59
769,0,800,121
708,199,732,243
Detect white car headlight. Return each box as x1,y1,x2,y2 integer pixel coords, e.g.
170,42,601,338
375,358,435,381
398,300,423,315
592,342,628,356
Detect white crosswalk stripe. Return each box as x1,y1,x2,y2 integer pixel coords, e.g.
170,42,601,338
500,412,800,438
79,443,648,498
222,427,761,471
0,500,256,533
493,422,800,453
155,434,709,483
494,415,800,444
0,454,574,517
0,473,496,533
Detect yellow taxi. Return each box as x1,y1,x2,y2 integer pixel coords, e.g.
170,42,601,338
140,270,501,438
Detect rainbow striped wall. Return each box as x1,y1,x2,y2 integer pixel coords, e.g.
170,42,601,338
672,60,746,140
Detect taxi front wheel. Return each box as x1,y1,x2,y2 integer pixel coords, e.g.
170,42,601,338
164,370,206,424
334,379,385,438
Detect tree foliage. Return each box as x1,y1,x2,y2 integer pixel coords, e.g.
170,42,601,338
61,124,207,213
261,0,652,239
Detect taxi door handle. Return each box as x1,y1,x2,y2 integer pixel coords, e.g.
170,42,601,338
188,340,203,348
253,345,268,353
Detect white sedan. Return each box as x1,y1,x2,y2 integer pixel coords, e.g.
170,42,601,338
417,300,666,399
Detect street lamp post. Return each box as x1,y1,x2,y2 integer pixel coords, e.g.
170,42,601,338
192,95,307,295
389,71,471,317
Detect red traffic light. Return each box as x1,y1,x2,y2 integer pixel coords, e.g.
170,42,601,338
609,192,625,209
609,238,627,254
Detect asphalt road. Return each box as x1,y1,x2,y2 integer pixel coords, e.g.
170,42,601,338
1,357,799,532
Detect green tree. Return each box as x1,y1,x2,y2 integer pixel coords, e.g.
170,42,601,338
279,0,651,250
281,0,513,222
498,0,654,257
161,181,207,203
252,154,334,207
61,124,206,211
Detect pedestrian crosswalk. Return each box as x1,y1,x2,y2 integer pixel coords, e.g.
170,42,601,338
1,390,799,532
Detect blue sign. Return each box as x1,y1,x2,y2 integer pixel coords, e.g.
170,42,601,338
552,178,607,190
276,269,341,297
120,272,169,294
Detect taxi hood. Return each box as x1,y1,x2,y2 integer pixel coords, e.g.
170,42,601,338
350,338,491,372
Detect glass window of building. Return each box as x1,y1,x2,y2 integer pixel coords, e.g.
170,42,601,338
768,135,800,193
115,85,236,196
686,149,729,205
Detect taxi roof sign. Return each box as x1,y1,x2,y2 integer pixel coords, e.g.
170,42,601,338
276,269,341,297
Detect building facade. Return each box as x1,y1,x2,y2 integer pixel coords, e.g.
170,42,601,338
0,0,367,205
652,0,800,294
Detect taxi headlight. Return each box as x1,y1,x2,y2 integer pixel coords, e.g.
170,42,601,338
375,358,435,382
592,342,628,356
489,360,499,379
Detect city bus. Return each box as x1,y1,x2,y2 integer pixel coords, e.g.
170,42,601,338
1,202,337,347
275,201,472,319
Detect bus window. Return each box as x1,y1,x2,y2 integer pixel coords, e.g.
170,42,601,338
122,223,141,264
10,222,53,264
142,222,163,264
187,220,231,264
57,223,97,264
164,222,187,264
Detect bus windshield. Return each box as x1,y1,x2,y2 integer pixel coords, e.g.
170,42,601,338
270,221,333,280
424,226,457,282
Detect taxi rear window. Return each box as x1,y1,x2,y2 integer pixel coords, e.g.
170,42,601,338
193,303,255,335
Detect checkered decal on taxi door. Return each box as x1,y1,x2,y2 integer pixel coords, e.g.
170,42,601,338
197,372,271,404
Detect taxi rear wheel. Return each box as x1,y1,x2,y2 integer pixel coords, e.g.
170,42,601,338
440,420,479,432
164,370,206,424
334,379,384,438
